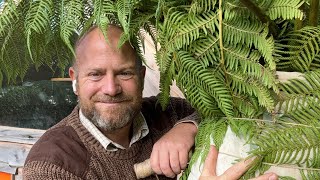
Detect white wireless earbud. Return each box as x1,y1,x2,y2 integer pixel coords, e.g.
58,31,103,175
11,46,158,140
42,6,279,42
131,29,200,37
72,80,77,94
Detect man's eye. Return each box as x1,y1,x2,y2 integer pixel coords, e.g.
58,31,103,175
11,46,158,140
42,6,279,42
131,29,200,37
89,73,100,76
119,72,134,80
88,72,102,80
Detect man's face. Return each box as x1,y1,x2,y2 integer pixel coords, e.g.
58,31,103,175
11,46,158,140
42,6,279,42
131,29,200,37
69,28,145,132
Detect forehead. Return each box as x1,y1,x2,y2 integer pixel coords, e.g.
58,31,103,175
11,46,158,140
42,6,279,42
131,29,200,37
75,27,137,70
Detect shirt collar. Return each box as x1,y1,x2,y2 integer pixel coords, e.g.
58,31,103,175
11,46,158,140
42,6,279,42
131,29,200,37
79,110,149,151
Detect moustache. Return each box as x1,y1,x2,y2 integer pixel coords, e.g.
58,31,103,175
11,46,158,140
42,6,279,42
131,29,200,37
92,95,131,103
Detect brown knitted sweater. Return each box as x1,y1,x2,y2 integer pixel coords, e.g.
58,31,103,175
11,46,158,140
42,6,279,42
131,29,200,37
23,97,196,180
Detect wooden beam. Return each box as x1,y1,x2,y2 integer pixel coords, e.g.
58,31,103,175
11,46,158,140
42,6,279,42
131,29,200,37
0,126,45,145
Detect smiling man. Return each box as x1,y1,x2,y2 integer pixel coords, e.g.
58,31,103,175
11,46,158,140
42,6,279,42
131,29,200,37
23,24,278,180
23,25,199,179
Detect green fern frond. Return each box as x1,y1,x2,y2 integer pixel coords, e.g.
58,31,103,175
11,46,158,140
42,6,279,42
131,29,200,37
279,70,320,95
49,37,73,76
301,170,320,180
279,98,320,126
224,44,278,91
233,94,263,118
180,118,213,180
209,118,228,148
310,54,320,69
0,0,18,37
158,60,174,110
60,0,83,54
229,118,257,140
188,33,220,68
176,50,234,117
172,10,219,51
116,0,131,34
275,26,320,72
24,0,54,59
1,31,29,84
93,0,115,42
228,71,275,112
224,0,258,21
177,75,223,117
189,0,218,14
251,126,320,166
266,0,304,20
156,10,185,72
223,17,276,70
192,117,225,166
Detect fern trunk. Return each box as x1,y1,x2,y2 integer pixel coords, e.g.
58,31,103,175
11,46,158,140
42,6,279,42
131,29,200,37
309,0,319,26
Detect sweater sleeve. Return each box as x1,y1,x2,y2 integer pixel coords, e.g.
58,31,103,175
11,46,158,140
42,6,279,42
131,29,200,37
167,97,200,125
142,96,200,128
23,161,82,180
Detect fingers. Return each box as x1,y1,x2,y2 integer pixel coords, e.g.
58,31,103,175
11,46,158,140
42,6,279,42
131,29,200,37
220,156,255,180
150,147,176,178
150,148,161,175
179,149,189,170
201,145,218,177
170,150,181,174
250,173,278,180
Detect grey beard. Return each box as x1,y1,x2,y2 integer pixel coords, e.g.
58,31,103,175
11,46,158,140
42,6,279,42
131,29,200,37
90,107,137,132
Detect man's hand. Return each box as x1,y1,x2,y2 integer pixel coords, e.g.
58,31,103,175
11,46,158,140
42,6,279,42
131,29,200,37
200,146,278,180
150,122,197,178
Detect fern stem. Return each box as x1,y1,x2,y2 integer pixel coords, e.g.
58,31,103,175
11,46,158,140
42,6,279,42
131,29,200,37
262,162,320,171
224,117,320,129
295,3,305,30
218,0,224,67
309,0,319,26
195,148,320,171
239,0,279,37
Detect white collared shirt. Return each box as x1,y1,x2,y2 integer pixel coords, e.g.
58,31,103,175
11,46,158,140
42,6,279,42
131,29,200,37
79,110,149,151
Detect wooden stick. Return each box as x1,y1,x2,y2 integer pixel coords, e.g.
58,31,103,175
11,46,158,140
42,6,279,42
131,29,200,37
134,159,153,179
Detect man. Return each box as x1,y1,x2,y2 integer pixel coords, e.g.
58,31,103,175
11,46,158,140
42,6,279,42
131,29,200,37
23,25,277,180
23,25,198,179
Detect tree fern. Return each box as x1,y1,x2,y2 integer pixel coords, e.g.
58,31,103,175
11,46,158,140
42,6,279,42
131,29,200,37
250,125,320,173
266,0,304,20
188,33,220,68
0,0,18,37
276,70,320,114
93,0,115,43
59,0,83,54
176,50,234,117
275,26,320,72
223,17,276,69
228,71,275,112
24,0,53,60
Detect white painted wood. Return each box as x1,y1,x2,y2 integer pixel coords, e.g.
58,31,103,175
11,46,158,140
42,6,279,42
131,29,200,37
0,126,44,174
0,126,45,145
0,141,33,174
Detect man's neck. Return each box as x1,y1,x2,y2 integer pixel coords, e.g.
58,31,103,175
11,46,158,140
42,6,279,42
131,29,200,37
101,122,133,148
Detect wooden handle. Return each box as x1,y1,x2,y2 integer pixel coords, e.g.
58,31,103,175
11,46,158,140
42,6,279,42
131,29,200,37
134,151,192,179
134,159,154,179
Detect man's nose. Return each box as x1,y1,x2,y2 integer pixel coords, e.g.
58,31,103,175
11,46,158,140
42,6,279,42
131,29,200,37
100,75,122,96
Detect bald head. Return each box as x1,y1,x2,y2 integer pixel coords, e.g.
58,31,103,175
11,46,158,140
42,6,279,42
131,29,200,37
72,25,142,76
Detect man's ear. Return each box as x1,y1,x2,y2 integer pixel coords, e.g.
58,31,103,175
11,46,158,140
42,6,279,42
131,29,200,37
72,80,78,94
140,66,146,88
140,66,146,79
69,67,78,95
